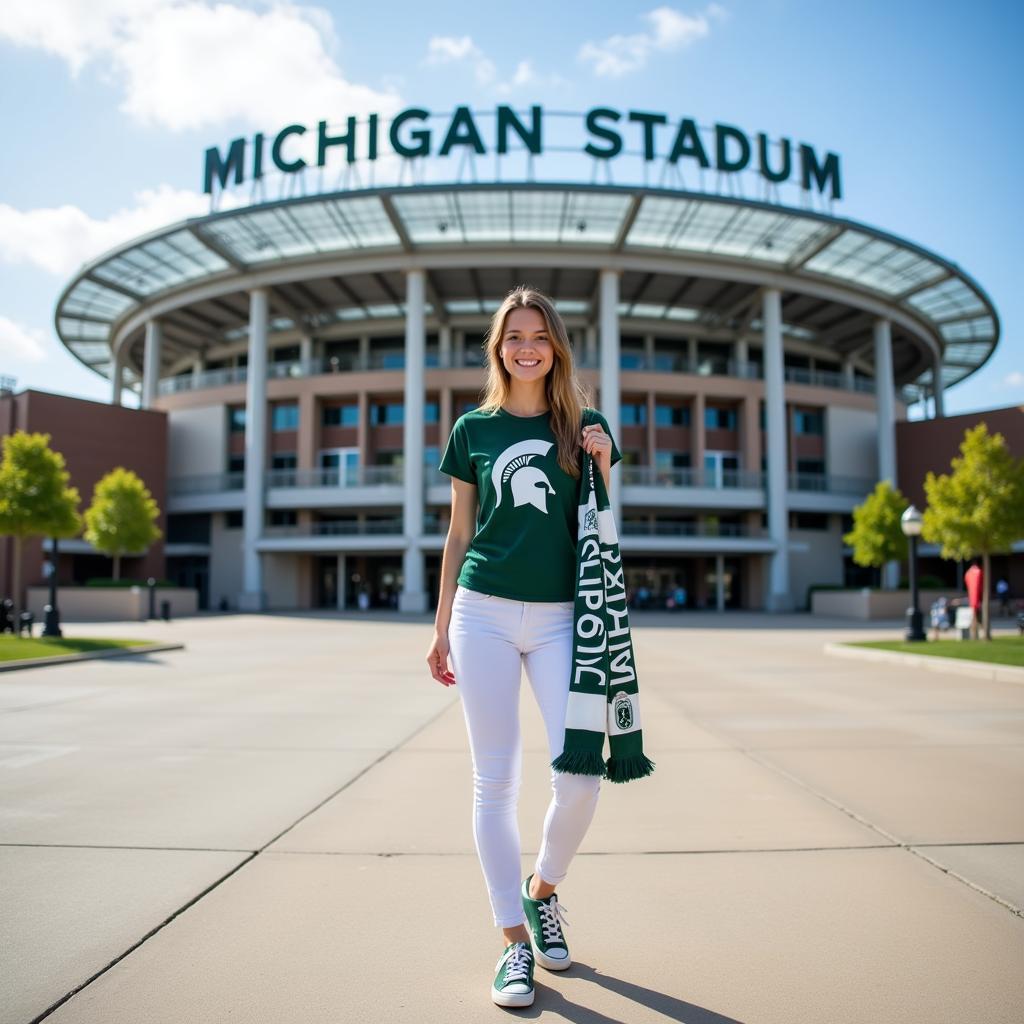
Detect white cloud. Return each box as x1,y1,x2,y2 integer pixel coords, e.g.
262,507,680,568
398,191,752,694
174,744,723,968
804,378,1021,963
999,370,1024,389
0,186,237,276
425,34,497,87
0,1,402,132
0,317,48,364
424,37,569,94
579,3,726,77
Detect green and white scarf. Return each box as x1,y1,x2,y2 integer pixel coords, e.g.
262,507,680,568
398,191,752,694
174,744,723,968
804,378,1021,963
552,431,655,784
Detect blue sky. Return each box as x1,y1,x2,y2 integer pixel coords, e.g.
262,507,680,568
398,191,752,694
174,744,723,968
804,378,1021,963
1,0,1020,416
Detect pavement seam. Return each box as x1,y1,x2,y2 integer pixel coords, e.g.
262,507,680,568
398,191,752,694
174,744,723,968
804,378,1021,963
707,735,1024,921
27,693,460,1024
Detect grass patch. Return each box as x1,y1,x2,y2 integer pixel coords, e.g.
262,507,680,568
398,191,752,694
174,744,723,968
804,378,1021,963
846,637,1024,668
0,635,153,663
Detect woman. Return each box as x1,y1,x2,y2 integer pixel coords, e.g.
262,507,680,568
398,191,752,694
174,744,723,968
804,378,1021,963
426,285,621,1008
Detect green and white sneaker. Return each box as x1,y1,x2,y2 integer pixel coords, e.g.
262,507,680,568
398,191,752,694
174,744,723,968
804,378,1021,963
522,875,571,970
491,941,535,1007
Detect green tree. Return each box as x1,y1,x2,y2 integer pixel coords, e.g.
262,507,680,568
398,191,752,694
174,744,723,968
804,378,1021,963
0,432,82,629
82,468,162,581
922,423,1024,640
843,480,909,582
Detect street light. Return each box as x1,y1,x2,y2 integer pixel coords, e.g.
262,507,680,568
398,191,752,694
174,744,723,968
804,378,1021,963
901,505,926,642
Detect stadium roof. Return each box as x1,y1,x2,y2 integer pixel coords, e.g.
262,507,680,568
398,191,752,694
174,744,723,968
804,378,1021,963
55,183,999,396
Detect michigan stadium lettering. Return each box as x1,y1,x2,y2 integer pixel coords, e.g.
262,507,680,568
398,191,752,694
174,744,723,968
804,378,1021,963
204,105,842,201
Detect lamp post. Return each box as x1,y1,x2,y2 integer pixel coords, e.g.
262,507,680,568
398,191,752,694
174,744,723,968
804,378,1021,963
900,505,926,642
41,537,63,638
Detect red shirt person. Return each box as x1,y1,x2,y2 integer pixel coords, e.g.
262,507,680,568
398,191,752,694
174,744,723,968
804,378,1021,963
964,562,984,612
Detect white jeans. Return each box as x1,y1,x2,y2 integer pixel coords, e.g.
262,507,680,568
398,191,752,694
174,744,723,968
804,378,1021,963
447,584,602,927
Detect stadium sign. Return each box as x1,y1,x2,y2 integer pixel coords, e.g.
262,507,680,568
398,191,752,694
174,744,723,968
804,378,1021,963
204,105,842,203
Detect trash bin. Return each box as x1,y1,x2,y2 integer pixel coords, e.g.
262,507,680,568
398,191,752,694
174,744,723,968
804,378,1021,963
160,599,171,622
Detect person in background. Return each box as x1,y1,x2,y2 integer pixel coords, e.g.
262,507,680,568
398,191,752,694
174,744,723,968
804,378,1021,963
996,577,1010,616
964,558,984,639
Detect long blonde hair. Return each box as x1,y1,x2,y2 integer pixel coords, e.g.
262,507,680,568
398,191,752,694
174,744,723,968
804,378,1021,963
476,285,592,480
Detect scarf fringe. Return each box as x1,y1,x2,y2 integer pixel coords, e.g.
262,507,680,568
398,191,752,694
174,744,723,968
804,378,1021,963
551,749,608,778
605,753,656,784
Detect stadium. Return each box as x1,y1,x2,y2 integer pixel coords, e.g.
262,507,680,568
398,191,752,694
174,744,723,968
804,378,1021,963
52,107,1001,613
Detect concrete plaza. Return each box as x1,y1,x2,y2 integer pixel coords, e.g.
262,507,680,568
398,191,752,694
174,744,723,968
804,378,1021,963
1,610,1022,1023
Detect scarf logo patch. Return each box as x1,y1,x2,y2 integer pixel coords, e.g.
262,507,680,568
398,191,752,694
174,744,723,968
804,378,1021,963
584,508,598,532
614,692,634,730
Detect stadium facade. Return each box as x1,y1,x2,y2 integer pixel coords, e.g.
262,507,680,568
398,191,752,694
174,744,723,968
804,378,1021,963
53,108,1000,613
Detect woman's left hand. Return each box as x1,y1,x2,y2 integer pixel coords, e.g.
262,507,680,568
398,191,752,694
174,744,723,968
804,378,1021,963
581,423,612,467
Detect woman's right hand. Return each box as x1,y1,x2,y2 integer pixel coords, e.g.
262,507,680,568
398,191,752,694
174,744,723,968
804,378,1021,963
427,629,456,687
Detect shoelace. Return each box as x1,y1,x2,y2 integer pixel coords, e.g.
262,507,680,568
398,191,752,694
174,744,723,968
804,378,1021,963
500,943,533,984
537,896,569,944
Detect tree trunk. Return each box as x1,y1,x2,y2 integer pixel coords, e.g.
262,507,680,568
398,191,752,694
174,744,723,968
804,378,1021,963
983,551,992,641
113,553,121,581
12,535,22,636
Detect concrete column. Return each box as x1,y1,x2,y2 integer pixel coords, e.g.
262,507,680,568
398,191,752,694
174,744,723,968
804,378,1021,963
436,324,450,370
297,391,316,471
359,335,370,370
585,325,597,367
687,337,698,373
599,269,622,525
336,553,347,610
142,320,162,409
873,318,899,589
357,391,369,478
110,345,125,406
454,330,466,367
741,393,761,481
715,554,726,613
191,357,205,388
763,287,791,610
239,287,269,611
734,338,748,375
646,391,656,468
692,392,705,484
643,333,655,370
440,387,454,453
842,357,855,391
299,335,314,369
932,355,945,418
400,268,427,613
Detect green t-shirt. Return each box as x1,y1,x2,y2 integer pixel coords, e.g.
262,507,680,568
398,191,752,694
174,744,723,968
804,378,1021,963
439,405,622,602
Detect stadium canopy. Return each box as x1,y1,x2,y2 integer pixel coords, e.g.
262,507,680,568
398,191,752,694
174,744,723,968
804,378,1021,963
55,183,998,397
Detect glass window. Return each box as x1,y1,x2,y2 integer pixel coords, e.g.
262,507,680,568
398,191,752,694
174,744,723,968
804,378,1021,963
268,509,298,526
228,454,244,473
621,402,647,425
655,404,690,426
225,510,244,529
229,407,246,432
372,403,404,425
424,445,439,466
794,410,825,435
271,452,297,469
272,404,299,431
705,406,737,430
323,404,359,427
424,402,439,423
797,458,826,475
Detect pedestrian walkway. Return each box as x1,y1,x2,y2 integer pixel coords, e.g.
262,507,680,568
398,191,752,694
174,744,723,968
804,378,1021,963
2,612,1022,1023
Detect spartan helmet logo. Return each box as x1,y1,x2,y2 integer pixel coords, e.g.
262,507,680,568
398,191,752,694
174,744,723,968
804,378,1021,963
614,692,634,730
492,439,556,514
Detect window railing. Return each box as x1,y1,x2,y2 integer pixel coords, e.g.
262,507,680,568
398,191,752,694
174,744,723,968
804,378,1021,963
168,471,245,495
622,520,764,538
621,465,764,489
265,465,403,488
156,352,879,397
787,472,875,496
263,518,404,537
